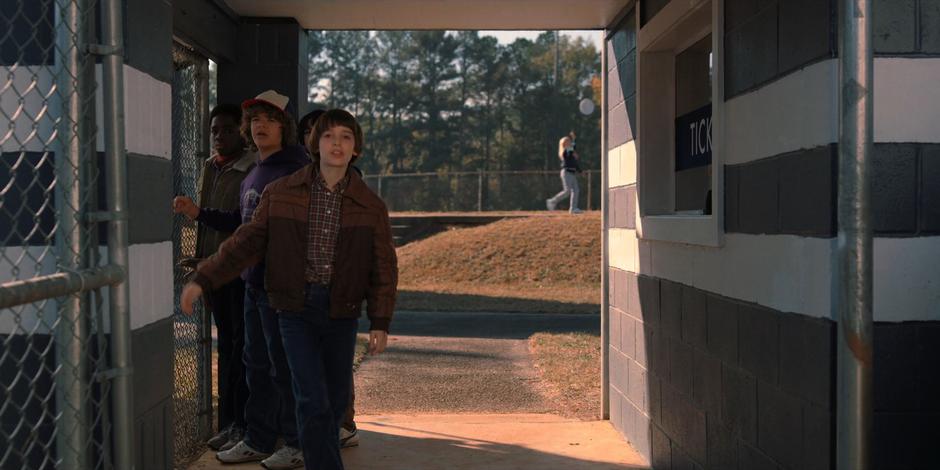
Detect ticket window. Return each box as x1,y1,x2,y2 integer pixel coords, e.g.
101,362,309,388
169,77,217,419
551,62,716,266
636,0,722,246
674,34,712,214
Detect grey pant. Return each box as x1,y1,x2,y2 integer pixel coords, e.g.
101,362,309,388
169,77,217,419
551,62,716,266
548,169,580,212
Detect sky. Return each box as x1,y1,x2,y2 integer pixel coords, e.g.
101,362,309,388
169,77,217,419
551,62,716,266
479,30,603,51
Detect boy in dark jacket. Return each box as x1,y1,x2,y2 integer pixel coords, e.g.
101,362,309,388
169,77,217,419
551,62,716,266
173,103,254,450
181,108,397,470
175,90,309,469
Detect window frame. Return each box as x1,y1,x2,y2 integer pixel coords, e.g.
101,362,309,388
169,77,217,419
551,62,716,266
635,0,724,247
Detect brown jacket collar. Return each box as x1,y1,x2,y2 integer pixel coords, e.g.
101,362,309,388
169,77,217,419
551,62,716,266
282,163,373,208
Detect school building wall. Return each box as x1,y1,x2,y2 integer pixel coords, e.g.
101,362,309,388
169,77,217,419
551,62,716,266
605,1,940,469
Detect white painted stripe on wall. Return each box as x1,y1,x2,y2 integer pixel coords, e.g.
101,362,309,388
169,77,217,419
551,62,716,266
724,60,838,165
874,58,940,143
0,245,60,335
608,141,637,188
617,234,940,322
0,65,170,158
874,237,940,322
609,228,638,272
126,241,175,330
97,65,172,159
0,66,58,154
0,241,175,334
607,145,621,188
645,234,834,319
725,58,940,165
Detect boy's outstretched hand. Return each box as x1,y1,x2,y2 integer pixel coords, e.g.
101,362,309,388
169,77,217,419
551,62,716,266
368,330,388,355
172,196,200,220
180,282,203,315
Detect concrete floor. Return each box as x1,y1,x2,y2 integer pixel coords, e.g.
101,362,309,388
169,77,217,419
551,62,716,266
189,311,643,469
188,413,648,470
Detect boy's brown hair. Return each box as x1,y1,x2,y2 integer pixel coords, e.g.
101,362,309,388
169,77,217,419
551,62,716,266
308,109,364,164
240,102,298,151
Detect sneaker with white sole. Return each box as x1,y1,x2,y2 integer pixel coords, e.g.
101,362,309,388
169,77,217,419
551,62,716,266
216,439,271,464
261,445,303,470
217,427,243,452
546,199,556,211
340,426,359,448
206,426,231,450
570,208,583,214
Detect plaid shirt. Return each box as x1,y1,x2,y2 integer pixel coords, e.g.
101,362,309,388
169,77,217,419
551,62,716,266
305,169,349,284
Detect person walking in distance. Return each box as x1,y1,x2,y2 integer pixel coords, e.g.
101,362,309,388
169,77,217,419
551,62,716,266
181,108,397,470
546,132,583,214
172,103,253,452
175,90,310,469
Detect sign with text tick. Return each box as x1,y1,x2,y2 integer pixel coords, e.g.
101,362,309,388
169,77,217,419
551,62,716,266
675,103,712,172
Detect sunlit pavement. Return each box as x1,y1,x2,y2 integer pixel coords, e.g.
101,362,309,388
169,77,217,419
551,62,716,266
189,413,648,470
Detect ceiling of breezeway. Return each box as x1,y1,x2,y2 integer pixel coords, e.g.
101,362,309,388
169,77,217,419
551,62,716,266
223,0,631,30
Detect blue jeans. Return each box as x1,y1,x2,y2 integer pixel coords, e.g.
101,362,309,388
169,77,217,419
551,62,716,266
547,169,580,212
279,284,358,470
242,286,299,451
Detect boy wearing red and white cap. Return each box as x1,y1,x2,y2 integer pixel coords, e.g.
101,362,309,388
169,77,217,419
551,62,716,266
178,90,310,469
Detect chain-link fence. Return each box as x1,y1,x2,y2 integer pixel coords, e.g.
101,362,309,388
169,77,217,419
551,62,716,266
365,169,601,212
0,0,132,469
170,43,213,467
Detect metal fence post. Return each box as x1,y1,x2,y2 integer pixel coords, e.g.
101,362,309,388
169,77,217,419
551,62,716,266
836,0,873,469
477,170,484,211
53,1,90,467
101,0,136,467
600,33,610,420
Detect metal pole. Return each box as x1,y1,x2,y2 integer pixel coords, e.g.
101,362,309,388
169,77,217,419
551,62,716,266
54,0,89,467
195,57,214,439
600,29,610,420
101,0,136,466
477,170,484,211
836,0,873,468
0,266,126,309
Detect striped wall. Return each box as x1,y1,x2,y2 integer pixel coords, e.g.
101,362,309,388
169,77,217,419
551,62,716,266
606,1,940,469
1,1,176,466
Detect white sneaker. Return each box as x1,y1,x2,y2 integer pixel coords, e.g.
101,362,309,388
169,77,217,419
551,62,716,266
261,445,304,470
546,199,556,211
216,439,271,464
570,208,583,214
217,427,243,452
340,426,359,448
206,425,232,450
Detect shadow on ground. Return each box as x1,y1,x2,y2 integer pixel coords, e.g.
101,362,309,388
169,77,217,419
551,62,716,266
396,290,599,314
358,310,599,340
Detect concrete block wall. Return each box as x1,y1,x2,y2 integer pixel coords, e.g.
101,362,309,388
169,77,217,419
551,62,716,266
609,271,836,469
606,1,940,469
218,18,309,117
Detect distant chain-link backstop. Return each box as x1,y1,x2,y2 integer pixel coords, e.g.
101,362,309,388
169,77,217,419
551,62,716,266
365,170,600,212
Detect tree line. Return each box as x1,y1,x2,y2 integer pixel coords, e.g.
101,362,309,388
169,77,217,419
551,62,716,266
307,30,602,177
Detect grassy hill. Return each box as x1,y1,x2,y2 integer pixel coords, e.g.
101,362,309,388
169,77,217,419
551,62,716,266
395,212,601,313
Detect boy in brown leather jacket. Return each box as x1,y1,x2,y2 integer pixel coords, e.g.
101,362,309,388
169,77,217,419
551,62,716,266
181,108,397,470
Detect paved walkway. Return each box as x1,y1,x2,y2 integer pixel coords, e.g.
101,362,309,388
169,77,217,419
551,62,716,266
188,311,646,469
355,310,599,414
189,413,646,469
